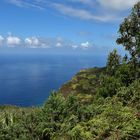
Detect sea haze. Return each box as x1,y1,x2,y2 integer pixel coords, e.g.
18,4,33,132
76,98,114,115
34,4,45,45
0,52,106,106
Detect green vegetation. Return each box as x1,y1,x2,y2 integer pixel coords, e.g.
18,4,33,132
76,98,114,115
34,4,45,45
1,2,140,140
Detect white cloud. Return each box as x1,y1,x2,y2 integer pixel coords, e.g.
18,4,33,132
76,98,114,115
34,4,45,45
6,0,139,22
25,37,53,48
0,33,93,51
25,37,40,46
25,38,32,45
7,0,44,10
40,43,49,48
71,0,138,11
7,36,21,46
0,35,4,41
70,0,94,5
71,44,78,49
52,3,120,22
56,42,62,47
97,0,138,11
81,41,90,49
0,35,4,46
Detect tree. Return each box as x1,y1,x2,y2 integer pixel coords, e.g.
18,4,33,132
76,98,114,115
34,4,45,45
115,63,135,86
98,75,122,98
106,49,121,76
116,2,140,66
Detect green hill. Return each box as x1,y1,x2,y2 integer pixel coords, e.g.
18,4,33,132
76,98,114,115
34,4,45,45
0,62,140,139
60,67,105,96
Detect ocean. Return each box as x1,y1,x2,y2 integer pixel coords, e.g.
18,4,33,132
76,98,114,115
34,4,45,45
0,53,106,106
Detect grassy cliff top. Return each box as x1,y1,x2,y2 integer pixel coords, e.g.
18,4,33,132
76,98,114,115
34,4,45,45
60,67,105,97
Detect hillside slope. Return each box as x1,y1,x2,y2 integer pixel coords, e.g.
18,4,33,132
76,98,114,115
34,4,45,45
60,67,105,96
0,64,140,139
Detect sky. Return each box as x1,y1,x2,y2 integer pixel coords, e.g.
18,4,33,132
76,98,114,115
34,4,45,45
0,0,139,55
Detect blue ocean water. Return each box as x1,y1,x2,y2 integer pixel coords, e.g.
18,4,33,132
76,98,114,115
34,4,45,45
0,53,106,106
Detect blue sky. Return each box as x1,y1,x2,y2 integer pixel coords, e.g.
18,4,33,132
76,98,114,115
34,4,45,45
0,0,138,54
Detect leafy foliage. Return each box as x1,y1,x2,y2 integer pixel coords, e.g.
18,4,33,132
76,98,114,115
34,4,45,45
117,2,140,59
106,49,121,75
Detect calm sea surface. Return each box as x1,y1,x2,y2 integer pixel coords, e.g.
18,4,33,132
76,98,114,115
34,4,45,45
0,54,106,106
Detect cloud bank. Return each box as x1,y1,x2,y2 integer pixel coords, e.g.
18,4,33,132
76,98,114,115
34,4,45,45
5,0,139,22
0,34,93,50
7,36,21,46
98,0,138,11
0,33,123,54
25,37,40,47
